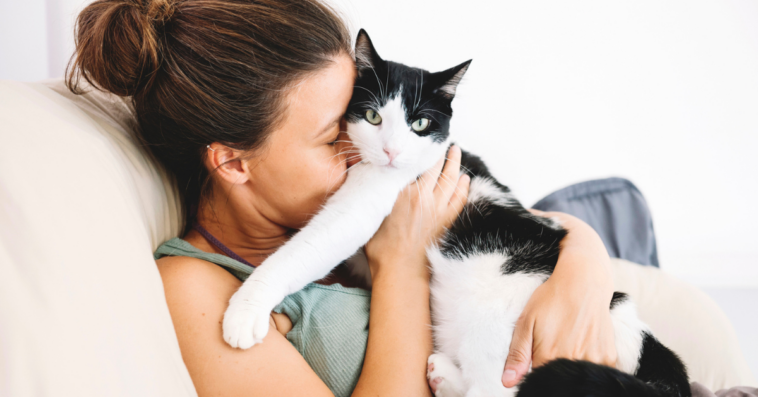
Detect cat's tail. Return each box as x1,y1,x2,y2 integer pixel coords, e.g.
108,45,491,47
516,358,691,397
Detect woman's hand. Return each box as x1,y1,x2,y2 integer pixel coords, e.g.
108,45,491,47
502,209,617,388
364,145,471,281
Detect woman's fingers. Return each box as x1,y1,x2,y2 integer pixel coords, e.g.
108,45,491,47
526,208,545,216
502,313,534,388
450,173,470,209
419,153,446,194
434,145,463,200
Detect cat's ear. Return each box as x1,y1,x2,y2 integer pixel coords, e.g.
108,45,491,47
433,60,472,99
354,29,383,72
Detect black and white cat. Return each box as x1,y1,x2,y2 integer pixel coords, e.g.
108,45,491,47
222,29,690,397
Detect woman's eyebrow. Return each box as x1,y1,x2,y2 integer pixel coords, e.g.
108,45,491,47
315,114,342,139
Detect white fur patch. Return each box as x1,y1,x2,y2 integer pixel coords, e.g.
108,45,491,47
520,211,562,230
466,177,518,207
610,298,649,374
427,248,547,396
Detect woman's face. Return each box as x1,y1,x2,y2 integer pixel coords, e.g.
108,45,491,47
244,53,357,229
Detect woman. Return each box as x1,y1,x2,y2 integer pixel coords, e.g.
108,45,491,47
67,0,617,395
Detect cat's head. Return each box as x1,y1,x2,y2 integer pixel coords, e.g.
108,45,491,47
345,29,471,174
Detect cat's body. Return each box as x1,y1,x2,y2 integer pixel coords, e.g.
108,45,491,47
222,29,690,397
424,151,690,397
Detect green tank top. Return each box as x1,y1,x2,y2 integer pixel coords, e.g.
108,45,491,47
154,237,370,397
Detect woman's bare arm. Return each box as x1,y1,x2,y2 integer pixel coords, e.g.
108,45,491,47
158,256,335,397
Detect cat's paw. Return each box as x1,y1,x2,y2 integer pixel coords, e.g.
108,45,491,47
222,289,272,349
428,353,465,397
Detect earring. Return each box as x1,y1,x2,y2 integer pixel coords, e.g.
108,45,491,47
207,145,216,152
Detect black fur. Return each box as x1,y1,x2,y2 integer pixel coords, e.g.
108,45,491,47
635,332,691,397
610,291,629,309
350,29,690,397
442,150,568,275
518,359,668,397
516,334,691,397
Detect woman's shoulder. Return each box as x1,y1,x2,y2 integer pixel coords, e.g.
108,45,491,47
156,236,255,281
154,238,244,324
156,255,244,327
157,254,241,289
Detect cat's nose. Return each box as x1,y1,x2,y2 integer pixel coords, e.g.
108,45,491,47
383,148,398,164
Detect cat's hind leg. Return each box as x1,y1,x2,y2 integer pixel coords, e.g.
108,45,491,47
427,353,465,397
455,331,516,397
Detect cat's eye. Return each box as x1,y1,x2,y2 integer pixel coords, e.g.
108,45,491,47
411,118,430,132
365,110,382,125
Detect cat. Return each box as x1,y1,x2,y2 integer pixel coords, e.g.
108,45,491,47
222,29,691,397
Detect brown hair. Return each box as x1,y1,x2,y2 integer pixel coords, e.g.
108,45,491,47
67,0,352,233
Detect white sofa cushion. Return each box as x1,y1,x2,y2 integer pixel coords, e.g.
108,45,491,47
0,79,193,396
612,258,756,390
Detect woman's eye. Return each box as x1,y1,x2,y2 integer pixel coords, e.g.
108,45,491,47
365,110,382,125
411,118,430,132
328,132,341,146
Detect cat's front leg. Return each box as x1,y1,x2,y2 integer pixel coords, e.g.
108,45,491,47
222,270,285,349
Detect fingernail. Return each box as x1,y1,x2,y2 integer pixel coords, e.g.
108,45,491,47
502,369,517,384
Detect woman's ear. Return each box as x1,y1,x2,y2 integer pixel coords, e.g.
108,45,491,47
205,143,250,185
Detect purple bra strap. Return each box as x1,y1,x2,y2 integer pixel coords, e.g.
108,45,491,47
192,222,256,268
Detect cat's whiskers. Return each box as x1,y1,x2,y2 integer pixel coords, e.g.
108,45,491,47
434,173,469,211
415,96,446,113
418,112,441,125
437,170,485,219
419,108,449,116
384,66,390,102
413,70,424,113
418,110,448,123
364,65,385,102
414,176,426,236
324,157,363,198
353,86,381,109
323,145,364,190
417,169,446,234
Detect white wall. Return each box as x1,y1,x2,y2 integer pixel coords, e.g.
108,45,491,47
0,0,85,81
2,0,757,287
332,0,758,288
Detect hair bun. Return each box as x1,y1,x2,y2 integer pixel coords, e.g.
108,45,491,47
66,0,177,97
145,0,175,25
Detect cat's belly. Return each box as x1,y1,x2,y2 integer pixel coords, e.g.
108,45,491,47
426,246,648,381
427,248,549,361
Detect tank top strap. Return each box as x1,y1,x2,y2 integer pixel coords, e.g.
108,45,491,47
154,237,254,281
